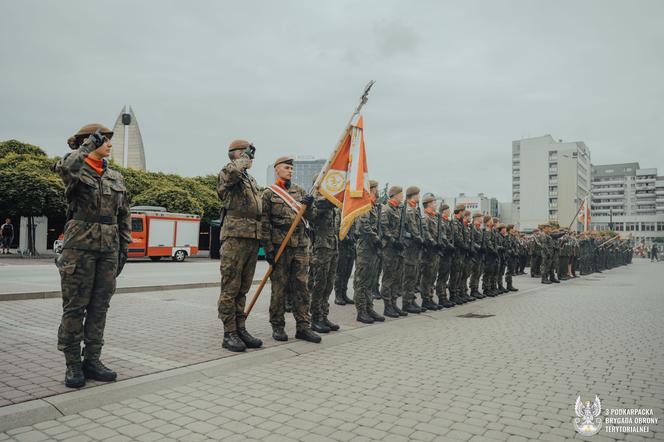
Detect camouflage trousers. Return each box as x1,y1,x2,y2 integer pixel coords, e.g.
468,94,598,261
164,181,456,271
402,246,421,304
530,254,542,276
448,250,464,296
558,255,570,278
497,256,507,287
483,254,499,292
380,246,404,308
540,253,554,277
468,254,483,291
309,247,338,320
435,252,453,301
461,252,472,294
269,246,311,331
57,248,117,364
373,256,382,297
353,242,380,314
505,255,515,288
334,242,355,299
218,237,259,333
419,249,439,303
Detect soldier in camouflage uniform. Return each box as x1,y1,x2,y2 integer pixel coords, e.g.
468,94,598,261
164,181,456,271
482,216,499,297
261,156,320,343
494,219,508,294
353,180,386,322
402,186,426,313
380,186,408,317
309,193,341,333
530,228,542,277
420,193,442,310
334,222,356,305
217,140,263,352
435,203,456,308
55,124,131,388
448,205,467,304
504,225,519,291
557,231,571,280
468,212,485,299
460,210,475,301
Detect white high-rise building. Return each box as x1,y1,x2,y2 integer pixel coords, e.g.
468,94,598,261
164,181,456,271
512,135,591,231
111,106,146,171
590,163,664,245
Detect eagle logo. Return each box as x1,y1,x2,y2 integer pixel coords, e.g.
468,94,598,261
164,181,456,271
573,395,603,436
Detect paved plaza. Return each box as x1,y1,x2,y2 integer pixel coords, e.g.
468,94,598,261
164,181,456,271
0,260,662,440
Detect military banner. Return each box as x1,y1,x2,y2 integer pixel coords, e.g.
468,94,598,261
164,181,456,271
318,114,372,240
578,196,591,232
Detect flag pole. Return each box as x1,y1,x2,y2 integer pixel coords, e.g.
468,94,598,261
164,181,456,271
245,81,375,316
567,197,587,231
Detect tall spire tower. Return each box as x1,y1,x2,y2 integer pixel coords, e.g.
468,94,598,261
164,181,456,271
111,105,146,170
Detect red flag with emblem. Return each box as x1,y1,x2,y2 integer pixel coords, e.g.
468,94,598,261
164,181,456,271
318,114,372,240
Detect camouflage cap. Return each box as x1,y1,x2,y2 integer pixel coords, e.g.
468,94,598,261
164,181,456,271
472,212,483,219
273,156,294,168
388,185,403,198
454,203,465,214
506,224,514,231
369,179,379,189
228,139,251,152
406,186,420,197
422,193,436,204
496,223,506,230
440,203,450,211
483,215,492,223
464,209,471,217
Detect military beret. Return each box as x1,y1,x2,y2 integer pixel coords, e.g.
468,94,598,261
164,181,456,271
464,209,471,217
453,203,465,214
68,123,113,149
388,186,403,198
496,223,506,230
406,186,420,197
273,156,294,168
472,212,483,219
483,215,492,223
369,179,379,189
440,203,450,211
422,193,436,204
533,228,540,233
506,224,514,231
228,139,250,152
493,217,500,223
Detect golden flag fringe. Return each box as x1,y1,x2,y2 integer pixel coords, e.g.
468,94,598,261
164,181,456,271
318,114,373,240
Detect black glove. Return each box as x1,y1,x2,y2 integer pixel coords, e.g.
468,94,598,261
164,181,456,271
244,144,256,159
394,240,405,251
373,236,382,250
90,129,106,148
265,250,276,266
116,250,128,277
301,194,314,207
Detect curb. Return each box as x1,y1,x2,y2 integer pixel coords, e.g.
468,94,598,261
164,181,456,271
0,279,263,302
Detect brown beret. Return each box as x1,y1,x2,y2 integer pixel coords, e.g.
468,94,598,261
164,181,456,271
496,223,506,230
274,156,294,168
69,123,113,149
388,186,402,198
228,139,250,152
422,193,436,204
506,224,514,231
456,203,466,211
369,179,379,189
464,209,471,217
472,212,483,219
483,215,492,223
406,186,420,197
440,203,450,211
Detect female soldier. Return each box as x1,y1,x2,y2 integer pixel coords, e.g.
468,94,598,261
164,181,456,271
55,124,131,387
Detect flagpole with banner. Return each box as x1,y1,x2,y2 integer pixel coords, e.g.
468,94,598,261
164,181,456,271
244,81,375,316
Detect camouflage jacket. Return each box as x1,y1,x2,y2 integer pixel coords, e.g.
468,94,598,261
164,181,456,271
356,203,380,252
310,196,339,251
452,217,465,250
260,183,315,251
380,201,403,256
404,205,423,248
217,161,262,240
422,211,438,250
438,216,453,251
339,220,357,251
55,139,131,254
470,224,483,256
463,221,472,253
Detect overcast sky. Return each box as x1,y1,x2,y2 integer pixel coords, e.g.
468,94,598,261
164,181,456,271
1,0,662,201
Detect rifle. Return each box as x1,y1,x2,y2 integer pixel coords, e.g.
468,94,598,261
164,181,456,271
398,192,408,247
436,210,444,257
416,205,424,246
598,235,619,248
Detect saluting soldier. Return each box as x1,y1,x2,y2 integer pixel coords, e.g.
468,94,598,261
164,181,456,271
353,180,386,323
55,124,131,388
261,156,320,343
217,140,263,352
380,186,408,317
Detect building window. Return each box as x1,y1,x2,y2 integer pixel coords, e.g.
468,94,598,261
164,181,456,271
657,222,664,231
642,222,655,232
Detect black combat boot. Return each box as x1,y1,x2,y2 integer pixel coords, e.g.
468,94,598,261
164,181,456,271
368,309,385,322
550,275,560,283
497,284,507,294
372,290,382,300
323,317,340,331
311,316,331,333
237,328,263,348
383,304,399,318
295,328,321,343
357,310,375,324
65,363,86,388
422,299,439,311
222,332,247,352
272,327,288,342
441,296,456,308
507,285,518,292
394,304,408,316
541,276,552,284
470,290,484,299
334,291,346,305
82,358,117,382
405,302,422,314
342,294,354,305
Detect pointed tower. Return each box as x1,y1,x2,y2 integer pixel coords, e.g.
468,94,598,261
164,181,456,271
111,105,146,170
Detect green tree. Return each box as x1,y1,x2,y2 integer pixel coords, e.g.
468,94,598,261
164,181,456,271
0,139,46,158
132,185,204,215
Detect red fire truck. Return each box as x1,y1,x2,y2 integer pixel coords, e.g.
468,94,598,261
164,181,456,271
129,206,200,262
